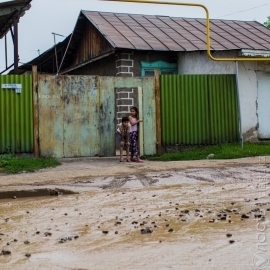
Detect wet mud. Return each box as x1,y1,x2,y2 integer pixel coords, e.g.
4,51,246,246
0,189,77,200
0,160,270,269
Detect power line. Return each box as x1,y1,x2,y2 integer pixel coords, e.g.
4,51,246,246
215,2,270,19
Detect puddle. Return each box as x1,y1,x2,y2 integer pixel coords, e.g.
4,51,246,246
0,188,77,200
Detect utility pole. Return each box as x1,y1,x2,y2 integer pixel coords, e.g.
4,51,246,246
52,32,65,74
13,13,19,73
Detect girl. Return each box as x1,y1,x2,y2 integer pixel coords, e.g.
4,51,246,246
128,106,143,163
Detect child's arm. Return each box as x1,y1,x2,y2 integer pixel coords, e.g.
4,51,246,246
128,115,143,126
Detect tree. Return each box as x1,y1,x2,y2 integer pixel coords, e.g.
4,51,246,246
264,16,270,28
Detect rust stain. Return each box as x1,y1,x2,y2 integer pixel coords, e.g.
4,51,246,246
38,75,64,157
38,75,157,158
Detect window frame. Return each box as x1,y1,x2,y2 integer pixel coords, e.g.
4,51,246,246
141,60,178,76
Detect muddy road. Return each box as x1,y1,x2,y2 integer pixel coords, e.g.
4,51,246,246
0,157,270,270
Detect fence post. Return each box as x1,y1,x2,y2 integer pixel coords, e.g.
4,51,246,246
155,69,161,154
138,86,144,156
32,65,40,157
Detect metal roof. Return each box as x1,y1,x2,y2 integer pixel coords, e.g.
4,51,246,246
0,0,32,39
82,11,270,51
16,11,270,74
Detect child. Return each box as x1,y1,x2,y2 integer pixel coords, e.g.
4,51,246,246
117,116,131,162
128,106,143,163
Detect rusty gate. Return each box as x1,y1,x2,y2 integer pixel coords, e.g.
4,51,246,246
36,75,156,158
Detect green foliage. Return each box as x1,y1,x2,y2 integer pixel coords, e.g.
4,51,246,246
0,155,61,174
0,153,14,160
264,16,270,28
4,146,13,154
148,142,270,161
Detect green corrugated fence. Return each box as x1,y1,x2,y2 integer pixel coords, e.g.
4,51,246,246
161,74,239,146
0,75,33,153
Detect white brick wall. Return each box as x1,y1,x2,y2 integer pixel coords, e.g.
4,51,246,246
116,88,136,124
116,53,134,76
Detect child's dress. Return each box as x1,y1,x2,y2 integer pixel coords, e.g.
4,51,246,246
129,117,139,158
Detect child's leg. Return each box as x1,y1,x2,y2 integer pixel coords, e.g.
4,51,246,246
133,132,143,162
119,145,124,162
129,132,135,160
132,132,139,159
118,133,124,162
126,143,130,161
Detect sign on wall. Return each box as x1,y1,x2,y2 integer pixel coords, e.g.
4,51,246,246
1,83,22,93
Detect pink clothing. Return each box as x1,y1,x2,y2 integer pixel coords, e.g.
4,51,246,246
129,117,138,132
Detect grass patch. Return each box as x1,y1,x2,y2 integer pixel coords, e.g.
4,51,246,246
147,142,270,161
0,155,61,174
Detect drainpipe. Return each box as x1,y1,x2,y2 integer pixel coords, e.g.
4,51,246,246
235,61,243,148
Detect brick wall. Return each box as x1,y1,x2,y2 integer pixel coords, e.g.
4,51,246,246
115,87,138,124
116,53,134,77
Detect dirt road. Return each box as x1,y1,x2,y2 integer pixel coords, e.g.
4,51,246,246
0,157,270,270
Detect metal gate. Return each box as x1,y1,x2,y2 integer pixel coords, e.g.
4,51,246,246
37,75,156,158
160,74,239,145
0,75,33,153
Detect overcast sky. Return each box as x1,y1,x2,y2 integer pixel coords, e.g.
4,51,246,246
1,0,270,71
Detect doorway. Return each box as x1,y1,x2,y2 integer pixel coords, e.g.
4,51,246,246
115,87,139,156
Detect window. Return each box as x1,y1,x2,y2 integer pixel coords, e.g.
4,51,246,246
141,60,178,76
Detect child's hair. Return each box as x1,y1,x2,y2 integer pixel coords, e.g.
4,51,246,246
122,116,129,123
130,106,139,119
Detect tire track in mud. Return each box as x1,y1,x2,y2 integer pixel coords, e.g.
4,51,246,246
184,168,252,183
101,174,159,189
101,176,129,189
249,169,270,174
214,169,249,181
185,174,215,183
136,174,159,187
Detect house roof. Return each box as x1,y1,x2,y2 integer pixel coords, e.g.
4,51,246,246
16,11,270,74
82,11,270,51
17,34,72,74
0,0,32,39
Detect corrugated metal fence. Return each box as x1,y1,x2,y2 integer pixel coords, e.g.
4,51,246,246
0,75,33,153
161,74,239,145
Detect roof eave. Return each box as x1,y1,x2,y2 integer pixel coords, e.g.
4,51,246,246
0,0,32,39
60,49,115,74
